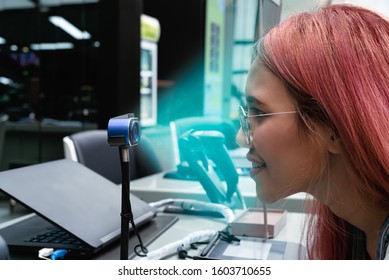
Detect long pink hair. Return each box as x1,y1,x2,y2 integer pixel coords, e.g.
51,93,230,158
258,4,389,259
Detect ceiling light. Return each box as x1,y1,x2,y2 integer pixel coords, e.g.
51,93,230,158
49,15,91,40
30,42,74,51
0,76,13,86
0,76,21,89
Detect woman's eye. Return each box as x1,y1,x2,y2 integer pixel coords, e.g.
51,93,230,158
248,107,265,116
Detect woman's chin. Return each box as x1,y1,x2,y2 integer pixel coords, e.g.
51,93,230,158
256,188,288,204
256,193,277,204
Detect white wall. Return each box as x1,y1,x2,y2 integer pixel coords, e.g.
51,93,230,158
331,0,389,18
281,0,329,21
281,0,389,20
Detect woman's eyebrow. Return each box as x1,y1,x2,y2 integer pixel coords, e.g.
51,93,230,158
246,95,265,106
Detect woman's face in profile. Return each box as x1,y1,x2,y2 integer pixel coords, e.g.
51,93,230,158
237,59,322,203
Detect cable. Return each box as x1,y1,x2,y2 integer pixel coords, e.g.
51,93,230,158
119,146,148,258
133,197,238,260
174,199,235,223
176,241,210,259
137,229,217,260
148,198,175,208
177,247,195,259
50,249,68,260
38,248,68,260
129,218,148,257
149,198,236,223
38,248,54,260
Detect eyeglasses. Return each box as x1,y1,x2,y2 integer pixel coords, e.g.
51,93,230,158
238,105,297,145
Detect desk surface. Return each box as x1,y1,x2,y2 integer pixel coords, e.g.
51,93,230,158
0,210,306,260
146,211,305,251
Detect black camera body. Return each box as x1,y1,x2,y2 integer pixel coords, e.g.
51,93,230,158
107,113,140,147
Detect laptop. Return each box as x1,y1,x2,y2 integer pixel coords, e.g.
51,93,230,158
0,159,156,258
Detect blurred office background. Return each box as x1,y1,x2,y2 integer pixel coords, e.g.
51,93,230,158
0,0,313,173
0,0,388,222
0,0,385,173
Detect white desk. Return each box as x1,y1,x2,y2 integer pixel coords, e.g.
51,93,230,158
131,172,308,213
146,211,305,251
0,210,306,260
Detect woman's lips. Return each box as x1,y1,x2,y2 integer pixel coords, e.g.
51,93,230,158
246,154,266,177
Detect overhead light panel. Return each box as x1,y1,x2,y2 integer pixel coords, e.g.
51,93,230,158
0,36,6,44
0,76,21,88
30,42,74,51
49,16,91,40
40,0,99,7
0,76,13,86
0,0,34,11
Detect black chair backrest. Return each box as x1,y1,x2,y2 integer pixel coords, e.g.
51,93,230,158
0,235,9,260
69,130,162,184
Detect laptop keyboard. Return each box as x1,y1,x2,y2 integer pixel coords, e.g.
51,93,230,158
25,229,83,246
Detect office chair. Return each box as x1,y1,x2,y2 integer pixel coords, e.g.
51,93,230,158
0,114,9,171
169,116,239,166
0,114,15,213
63,129,163,184
0,234,9,259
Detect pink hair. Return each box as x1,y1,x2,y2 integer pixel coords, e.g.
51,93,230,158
259,4,389,259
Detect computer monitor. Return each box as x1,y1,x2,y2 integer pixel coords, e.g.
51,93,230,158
259,0,282,37
140,40,157,127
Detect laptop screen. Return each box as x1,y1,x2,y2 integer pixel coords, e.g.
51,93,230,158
0,159,155,249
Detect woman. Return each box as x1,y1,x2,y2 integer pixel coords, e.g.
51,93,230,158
236,4,389,259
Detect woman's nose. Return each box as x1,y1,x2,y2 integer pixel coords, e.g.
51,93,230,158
236,127,251,148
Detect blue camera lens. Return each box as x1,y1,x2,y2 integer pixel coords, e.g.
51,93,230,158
129,119,140,145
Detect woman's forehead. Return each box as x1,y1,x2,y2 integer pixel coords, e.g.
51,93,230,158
245,59,296,108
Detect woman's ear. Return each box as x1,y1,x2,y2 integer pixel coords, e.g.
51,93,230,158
327,134,342,154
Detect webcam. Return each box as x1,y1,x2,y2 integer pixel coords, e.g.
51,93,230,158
107,113,140,147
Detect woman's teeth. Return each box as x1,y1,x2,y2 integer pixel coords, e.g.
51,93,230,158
252,162,266,168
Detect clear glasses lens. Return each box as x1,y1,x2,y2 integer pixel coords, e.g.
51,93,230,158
238,106,250,145
238,105,298,146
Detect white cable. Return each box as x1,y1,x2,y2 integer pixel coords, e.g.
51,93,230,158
172,199,235,223
38,248,54,260
143,199,235,259
137,229,217,260
148,198,174,208
149,198,235,223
